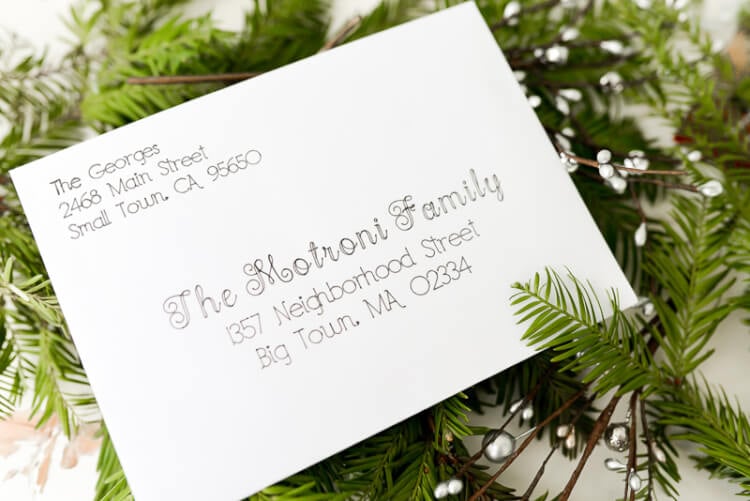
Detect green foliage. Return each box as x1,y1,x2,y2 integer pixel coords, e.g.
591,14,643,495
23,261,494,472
336,422,424,498
0,256,95,435
0,46,88,175
646,195,737,379
655,379,750,495
96,425,133,501
248,395,478,500
511,268,660,396
348,0,427,40
82,13,234,127
82,0,334,129
0,313,22,417
236,0,329,70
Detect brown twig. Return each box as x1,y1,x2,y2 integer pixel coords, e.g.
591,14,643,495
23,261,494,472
319,15,362,52
517,36,637,58
506,36,628,56
454,364,556,478
520,394,597,500
557,394,621,501
558,150,686,176
528,70,657,87
629,182,647,222
468,386,590,501
546,125,681,167
521,443,557,501
469,279,667,500
519,293,666,501
127,15,363,86
624,391,640,501
559,115,681,166
126,72,262,85
628,177,700,192
640,398,656,500
511,52,641,71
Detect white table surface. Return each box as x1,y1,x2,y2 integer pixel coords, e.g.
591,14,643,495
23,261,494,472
0,0,746,499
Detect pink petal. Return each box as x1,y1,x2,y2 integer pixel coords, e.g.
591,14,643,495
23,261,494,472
35,436,57,492
60,443,78,469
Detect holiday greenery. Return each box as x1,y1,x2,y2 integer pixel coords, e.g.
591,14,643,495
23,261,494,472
1,0,749,499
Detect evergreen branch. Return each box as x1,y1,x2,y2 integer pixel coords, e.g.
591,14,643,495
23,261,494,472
95,425,133,501
403,443,435,501
0,256,61,325
432,394,473,451
0,256,96,433
511,268,660,396
347,0,426,41
250,467,354,501
8,307,96,435
82,14,233,127
645,196,738,379
340,423,413,497
0,313,22,417
0,72,87,175
0,31,89,175
235,0,329,71
655,379,750,494
124,13,362,86
125,11,362,85
336,421,424,499
328,396,471,499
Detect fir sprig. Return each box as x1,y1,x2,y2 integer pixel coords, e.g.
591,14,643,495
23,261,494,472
646,195,738,380
656,379,750,494
511,268,660,396
95,425,133,501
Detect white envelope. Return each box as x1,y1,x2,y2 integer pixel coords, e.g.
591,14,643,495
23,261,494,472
11,2,637,499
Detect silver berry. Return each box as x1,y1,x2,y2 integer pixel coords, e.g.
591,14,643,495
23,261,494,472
604,422,630,452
